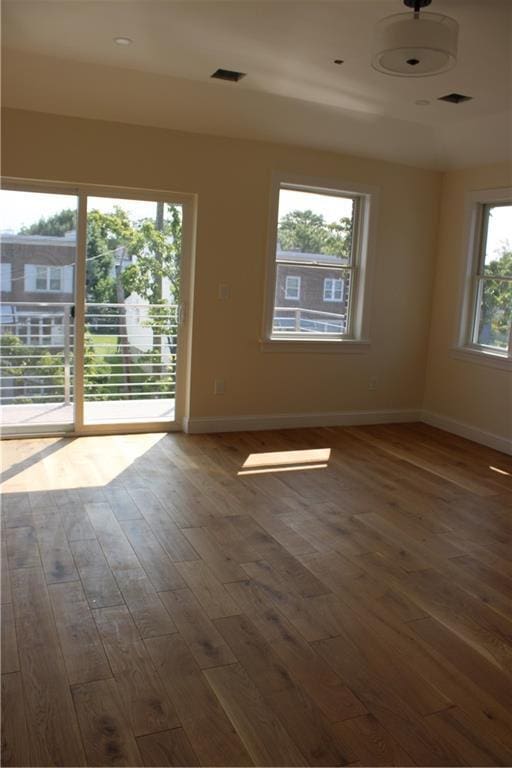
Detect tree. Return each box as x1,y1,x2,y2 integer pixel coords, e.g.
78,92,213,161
277,209,352,260
120,204,182,302
85,211,118,305
20,208,76,237
479,245,512,348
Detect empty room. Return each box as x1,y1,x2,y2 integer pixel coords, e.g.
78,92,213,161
1,1,511,766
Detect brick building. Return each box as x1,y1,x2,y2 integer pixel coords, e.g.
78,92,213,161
274,249,348,333
0,232,75,346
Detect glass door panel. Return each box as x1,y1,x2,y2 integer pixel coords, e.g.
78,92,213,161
0,190,78,434
83,196,182,426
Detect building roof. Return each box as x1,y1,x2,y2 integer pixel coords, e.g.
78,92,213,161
276,249,349,266
0,232,76,247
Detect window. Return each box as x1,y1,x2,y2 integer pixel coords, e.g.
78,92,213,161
1,262,12,292
323,277,344,302
458,190,512,362
285,275,301,300
34,265,62,292
263,175,376,348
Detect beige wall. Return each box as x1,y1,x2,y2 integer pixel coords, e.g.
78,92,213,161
2,108,441,422
424,163,512,441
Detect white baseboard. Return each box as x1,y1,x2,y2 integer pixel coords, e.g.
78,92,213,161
183,408,421,434
421,410,512,456
183,407,511,455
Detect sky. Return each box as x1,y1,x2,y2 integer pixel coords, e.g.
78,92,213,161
0,191,170,232
484,205,511,263
279,189,510,262
279,189,353,224
0,188,510,261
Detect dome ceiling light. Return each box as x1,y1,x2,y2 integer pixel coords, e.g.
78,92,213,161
372,0,459,77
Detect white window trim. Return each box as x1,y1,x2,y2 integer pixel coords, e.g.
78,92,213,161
284,275,301,300
454,187,512,369
323,277,343,303
261,172,378,352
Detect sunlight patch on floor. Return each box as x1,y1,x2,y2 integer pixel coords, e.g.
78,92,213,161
1,432,166,492
238,448,330,475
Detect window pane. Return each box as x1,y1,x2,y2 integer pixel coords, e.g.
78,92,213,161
483,205,512,276
36,266,47,290
0,189,78,431
84,196,182,426
475,278,511,352
277,188,354,265
49,267,61,291
273,264,350,335
285,275,301,300
323,277,343,302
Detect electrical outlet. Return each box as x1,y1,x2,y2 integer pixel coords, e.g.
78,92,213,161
214,379,225,395
368,377,377,391
218,283,230,300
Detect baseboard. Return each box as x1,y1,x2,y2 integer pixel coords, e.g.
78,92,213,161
183,407,512,455
183,408,421,434
421,410,512,455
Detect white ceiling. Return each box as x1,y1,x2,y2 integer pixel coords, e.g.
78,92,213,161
2,0,512,169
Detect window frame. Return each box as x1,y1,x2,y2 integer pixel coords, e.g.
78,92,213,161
284,275,301,301
455,187,512,368
323,277,344,303
261,173,378,352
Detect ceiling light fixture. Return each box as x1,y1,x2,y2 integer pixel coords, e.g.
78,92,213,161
372,0,458,77
113,36,133,46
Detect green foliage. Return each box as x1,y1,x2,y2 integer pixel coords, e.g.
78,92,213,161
121,204,182,303
278,209,352,260
7,203,183,406
85,211,118,305
83,331,113,397
479,246,512,349
0,334,65,403
20,208,76,237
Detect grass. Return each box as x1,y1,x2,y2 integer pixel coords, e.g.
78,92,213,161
90,334,118,362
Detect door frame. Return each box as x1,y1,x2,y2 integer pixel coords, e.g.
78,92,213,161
1,177,196,438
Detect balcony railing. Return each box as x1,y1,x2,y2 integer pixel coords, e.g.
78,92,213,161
0,301,178,408
273,306,346,335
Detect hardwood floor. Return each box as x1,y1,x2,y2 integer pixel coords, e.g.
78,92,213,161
1,422,512,767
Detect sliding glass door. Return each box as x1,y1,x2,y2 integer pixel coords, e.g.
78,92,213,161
83,195,182,426
1,184,189,436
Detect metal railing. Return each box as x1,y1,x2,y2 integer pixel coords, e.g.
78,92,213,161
273,306,346,334
0,301,178,407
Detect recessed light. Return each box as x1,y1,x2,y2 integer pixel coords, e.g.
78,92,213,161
415,99,430,106
333,59,344,65
113,37,133,46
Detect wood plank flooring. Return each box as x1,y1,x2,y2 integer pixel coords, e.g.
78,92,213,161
1,422,512,766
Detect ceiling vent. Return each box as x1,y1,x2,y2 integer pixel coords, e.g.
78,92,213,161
211,68,246,82
438,92,472,104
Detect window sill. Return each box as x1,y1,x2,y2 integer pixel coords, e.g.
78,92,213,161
260,338,371,354
450,346,512,371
